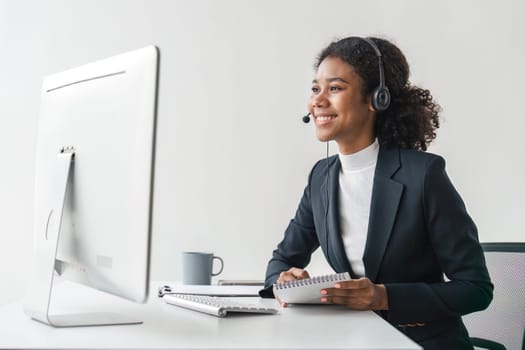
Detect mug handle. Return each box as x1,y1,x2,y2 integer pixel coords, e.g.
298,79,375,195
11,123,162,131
212,256,224,276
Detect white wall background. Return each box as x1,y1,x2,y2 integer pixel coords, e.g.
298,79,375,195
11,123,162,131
1,0,523,306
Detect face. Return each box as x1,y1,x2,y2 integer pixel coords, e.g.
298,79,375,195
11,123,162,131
307,56,376,154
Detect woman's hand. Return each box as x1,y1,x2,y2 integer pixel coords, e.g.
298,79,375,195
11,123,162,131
277,267,310,283
320,277,389,311
273,267,310,308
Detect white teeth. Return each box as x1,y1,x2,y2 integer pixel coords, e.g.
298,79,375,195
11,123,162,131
316,115,336,121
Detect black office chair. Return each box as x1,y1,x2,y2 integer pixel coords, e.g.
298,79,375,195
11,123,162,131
463,242,525,350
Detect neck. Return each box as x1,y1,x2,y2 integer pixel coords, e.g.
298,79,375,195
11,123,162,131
337,135,376,155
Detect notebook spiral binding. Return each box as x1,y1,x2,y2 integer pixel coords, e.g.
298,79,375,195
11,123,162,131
274,272,351,290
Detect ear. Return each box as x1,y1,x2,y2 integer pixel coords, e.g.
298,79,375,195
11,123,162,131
367,96,375,112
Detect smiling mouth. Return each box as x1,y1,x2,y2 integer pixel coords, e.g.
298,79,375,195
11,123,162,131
315,115,337,124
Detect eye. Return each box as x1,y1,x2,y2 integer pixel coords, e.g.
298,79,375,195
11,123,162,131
311,86,321,94
330,86,343,92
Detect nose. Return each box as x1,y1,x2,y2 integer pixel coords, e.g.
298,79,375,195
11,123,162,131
307,89,328,112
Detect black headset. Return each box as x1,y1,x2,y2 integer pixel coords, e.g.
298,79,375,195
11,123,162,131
361,37,390,112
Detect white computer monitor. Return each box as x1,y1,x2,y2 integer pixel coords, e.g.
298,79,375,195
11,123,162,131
24,46,159,327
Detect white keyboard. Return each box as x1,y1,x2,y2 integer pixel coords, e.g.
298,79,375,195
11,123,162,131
162,293,279,318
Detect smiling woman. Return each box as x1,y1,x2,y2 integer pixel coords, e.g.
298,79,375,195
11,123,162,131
310,37,440,153
308,56,376,154
260,36,493,350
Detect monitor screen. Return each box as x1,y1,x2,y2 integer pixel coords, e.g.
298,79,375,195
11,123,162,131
25,46,159,327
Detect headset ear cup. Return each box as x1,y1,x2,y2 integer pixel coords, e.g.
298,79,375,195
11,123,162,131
372,86,391,112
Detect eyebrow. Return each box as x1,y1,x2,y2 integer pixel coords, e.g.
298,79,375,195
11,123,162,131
312,77,350,84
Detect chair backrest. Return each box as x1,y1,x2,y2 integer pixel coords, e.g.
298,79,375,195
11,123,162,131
463,242,525,350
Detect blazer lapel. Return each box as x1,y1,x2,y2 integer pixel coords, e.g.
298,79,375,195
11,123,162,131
320,156,353,274
363,147,404,282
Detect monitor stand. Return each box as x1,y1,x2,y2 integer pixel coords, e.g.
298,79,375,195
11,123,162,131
23,148,142,327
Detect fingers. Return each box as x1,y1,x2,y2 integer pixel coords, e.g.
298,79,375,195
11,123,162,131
321,287,353,297
275,267,309,308
275,296,288,308
320,295,350,306
319,278,371,297
272,289,288,308
290,267,310,280
277,271,298,283
320,288,371,303
334,277,371,289
320,280,388,310
320,295,370,310
277,267,310,283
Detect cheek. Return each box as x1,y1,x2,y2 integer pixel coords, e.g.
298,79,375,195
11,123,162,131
336,95,364,115
334,101,352,116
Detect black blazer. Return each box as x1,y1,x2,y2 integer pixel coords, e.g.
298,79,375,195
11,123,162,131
261,146,493,349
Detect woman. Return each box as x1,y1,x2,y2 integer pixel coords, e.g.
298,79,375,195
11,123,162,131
260,36,493,350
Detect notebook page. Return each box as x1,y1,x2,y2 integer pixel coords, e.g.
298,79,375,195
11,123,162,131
273,272,351,304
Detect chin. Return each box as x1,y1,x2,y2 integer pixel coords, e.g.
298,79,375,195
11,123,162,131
315,131,333,142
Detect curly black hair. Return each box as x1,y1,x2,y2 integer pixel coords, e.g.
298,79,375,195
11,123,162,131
315,37,440,151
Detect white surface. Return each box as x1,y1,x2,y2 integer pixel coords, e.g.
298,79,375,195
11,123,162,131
0,281,420,349
1,0,524,306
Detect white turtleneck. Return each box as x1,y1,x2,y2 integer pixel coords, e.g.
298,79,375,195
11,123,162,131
338,139,379,277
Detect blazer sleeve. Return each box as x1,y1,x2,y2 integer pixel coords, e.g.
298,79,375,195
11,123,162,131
384,156,493,324
259,161,322,298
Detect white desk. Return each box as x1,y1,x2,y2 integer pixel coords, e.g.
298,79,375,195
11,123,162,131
0,281,420,349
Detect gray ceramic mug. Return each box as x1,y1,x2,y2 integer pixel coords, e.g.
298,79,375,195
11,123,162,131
182,252,224,285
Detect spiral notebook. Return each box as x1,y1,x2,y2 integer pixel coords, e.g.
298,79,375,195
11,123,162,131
273,272,351,304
